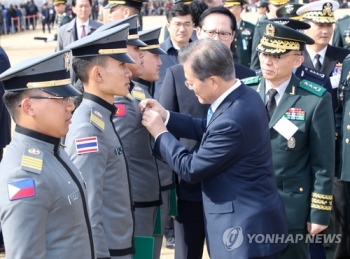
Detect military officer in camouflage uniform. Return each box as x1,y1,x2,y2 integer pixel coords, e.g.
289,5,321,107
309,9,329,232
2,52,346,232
0,50,95,259
114,27,167,259
332,15,350,50
64,25,136,259
243,20,334,259
225,0,255,68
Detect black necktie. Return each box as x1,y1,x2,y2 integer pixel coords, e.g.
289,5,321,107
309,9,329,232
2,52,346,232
266,89,278,121
315,54,322,71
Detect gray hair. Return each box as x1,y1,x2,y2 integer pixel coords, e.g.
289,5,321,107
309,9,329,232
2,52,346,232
178,39,235,82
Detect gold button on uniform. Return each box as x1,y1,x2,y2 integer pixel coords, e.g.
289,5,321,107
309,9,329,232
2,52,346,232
347,125,350,130
346,138,350,144
299,187,303,192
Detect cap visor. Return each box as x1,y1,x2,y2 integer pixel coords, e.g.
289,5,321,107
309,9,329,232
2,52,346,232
41,84,82,97
128,38,147,47
148,48,168,55
104,3,117,9
110,53,136,63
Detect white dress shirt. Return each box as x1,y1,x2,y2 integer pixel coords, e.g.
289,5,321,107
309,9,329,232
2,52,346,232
76,19,90,40
265,77,291,106
306,45,327,69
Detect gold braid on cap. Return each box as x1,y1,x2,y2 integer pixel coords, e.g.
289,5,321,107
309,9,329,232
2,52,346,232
98,48,128,54
224,1,241,7
27,79,71,88
108,0,127,4
140,44,160,50
257,36,300,53
302,11,335,23
128,34,139,40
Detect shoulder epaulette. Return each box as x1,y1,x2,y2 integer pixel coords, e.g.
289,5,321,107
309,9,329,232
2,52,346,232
90,109,105,131
241,76,261,85
21,147,43,174
299,79,326,97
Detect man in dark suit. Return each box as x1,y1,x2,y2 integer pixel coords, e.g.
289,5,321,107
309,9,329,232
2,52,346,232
244,20,334,259
141,39,288,259
155,3,194,100
158,6,255,259
57,0,102,51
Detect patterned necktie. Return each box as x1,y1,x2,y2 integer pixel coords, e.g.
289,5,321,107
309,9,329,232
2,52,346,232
81,25,86,38
206,106,213,126
315,54,322,71
266,89,278,122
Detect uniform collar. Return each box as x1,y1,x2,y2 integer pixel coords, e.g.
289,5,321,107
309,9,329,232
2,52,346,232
15,125,61,153
133,78,153,89
83,92,116,114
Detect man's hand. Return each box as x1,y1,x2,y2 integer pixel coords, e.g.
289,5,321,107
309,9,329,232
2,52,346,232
141,109,167,138
139,99,167,122
307,222,328,236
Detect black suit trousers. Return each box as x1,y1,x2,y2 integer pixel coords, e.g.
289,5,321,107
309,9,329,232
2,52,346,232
174,199,206,259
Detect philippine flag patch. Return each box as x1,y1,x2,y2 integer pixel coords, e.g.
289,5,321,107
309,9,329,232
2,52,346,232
75,136,99,155
8,178,36,201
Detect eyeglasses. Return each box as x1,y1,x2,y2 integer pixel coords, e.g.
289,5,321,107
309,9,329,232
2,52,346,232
184,80,194,90
258,51,302,63
18,96,72,107
170,21,193,28
201,29,233,40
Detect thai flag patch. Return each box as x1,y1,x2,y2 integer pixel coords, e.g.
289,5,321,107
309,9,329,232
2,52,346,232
75,136,99,155
8,178,36,201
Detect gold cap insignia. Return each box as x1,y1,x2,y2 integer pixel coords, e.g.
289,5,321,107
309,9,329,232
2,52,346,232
266,24,275,36
322,2,333,16
285,4,294,14
64,53,70,72
28,148,41,155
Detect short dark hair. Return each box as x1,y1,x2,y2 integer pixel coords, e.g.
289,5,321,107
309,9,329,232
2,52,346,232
72,79,84,109
166,3,193,23
3,89,41,123
198,6,237,32
179,39,235,81
72,0,92,7
189,1,208,27
72,56,109,84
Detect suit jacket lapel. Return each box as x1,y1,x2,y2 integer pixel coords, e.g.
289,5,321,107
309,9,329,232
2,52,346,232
269,75,301,129
66,18,77,41
303,50,315,70
207,84,246,127
257,79,266,103
321,45,337,77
